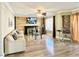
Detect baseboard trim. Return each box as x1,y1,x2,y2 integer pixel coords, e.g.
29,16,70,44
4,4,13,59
46,30,53,34
5,51,25,56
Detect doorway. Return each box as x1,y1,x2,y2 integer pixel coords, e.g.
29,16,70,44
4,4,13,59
53,16,56,38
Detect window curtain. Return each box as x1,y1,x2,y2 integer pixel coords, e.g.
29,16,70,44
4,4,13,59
70,13,79,42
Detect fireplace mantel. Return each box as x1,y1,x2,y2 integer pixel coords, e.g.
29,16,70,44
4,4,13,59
24,24,38,26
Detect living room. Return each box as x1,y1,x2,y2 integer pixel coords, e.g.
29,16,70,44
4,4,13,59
0,2,79,57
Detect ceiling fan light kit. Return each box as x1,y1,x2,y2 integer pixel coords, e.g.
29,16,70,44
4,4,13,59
36,9,46,17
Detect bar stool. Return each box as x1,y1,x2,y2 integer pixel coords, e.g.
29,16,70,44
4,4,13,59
62,29,71,41
57,30,62,40
33,27,42,40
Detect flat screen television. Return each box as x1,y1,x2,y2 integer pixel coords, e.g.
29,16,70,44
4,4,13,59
26,17,37,24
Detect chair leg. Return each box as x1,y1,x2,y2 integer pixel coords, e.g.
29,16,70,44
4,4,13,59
32,30,33,37
41,34,42,39
35,34,36,40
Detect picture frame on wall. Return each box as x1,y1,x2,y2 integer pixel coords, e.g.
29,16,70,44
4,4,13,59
26,17,37,24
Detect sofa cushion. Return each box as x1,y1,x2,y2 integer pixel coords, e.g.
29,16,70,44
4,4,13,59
6,35,14,41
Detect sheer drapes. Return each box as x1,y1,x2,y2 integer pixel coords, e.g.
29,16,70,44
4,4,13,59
71,13,79,42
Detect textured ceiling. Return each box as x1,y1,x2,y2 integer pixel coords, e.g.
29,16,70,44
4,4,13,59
8,2,79,17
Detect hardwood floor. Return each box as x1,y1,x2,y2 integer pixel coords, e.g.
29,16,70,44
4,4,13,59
5,34,79,57
54,40,79,57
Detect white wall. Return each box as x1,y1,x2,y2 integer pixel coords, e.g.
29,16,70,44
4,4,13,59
55,14,62,38
0,3,14,56
55,12,71,38
0,3,3,56
45,17,53,32
1,4,14,38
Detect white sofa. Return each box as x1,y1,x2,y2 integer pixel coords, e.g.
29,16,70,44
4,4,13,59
4,30,26,55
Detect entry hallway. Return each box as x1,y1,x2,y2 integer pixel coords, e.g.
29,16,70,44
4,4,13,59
5,35,79,57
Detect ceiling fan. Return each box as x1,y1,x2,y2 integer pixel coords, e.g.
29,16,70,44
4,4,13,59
20,7,54,17
36,9,46,17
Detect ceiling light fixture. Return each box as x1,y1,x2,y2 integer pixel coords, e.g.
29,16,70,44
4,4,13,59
36,9,46,17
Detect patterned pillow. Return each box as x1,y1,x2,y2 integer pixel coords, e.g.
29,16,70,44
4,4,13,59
16,30,20,34
12,33,17,40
